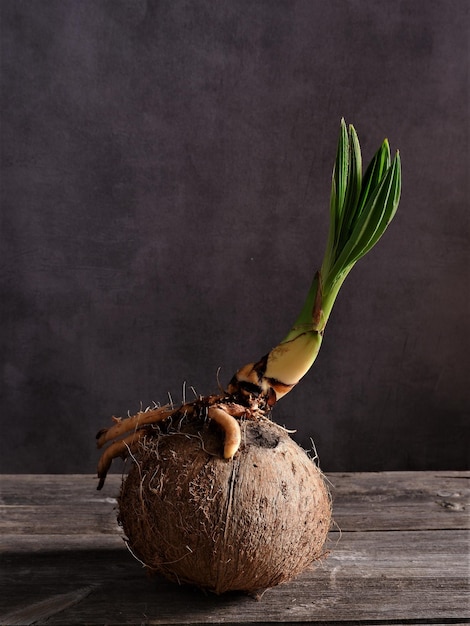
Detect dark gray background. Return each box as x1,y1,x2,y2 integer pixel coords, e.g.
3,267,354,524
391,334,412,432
1,0,468,474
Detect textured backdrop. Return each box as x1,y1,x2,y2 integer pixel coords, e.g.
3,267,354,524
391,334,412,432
1,0,469,473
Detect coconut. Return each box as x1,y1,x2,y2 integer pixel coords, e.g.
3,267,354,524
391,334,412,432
118,418,331,594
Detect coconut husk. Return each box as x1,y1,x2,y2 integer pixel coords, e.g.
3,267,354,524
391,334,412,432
118,418,331,594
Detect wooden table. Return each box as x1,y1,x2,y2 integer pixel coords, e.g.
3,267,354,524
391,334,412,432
1,471,468,625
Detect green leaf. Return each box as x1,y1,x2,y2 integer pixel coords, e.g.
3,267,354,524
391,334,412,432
332,119,349,227
356,139,391,219
323,119,351,281
320,120,401,311
347,152,401,262
325,152,401,293
335,124,363,255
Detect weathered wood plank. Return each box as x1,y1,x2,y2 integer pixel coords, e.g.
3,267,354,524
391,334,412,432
0,474,122,536
4,498,465,536
37,578,470,626
328,471,470,531
0,503,122,535
3,472,469,506
1,472,469,535
0,586,95,626
1,531,468,624
1,473,468,624
329,470,470,494
0,533,124,552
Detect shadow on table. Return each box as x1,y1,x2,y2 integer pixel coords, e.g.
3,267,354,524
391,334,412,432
2,548,259,624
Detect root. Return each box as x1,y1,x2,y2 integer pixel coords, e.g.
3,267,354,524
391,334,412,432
96,405,178,448
96,395,259,489
207,406,242,459
97,429,147,491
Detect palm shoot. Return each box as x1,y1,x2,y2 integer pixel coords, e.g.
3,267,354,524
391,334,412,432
229,119,401,405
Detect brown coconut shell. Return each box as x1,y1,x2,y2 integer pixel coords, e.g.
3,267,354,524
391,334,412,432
118,417,331,594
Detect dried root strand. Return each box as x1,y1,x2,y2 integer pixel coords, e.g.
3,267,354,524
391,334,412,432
97,429,147,490
95,404,185,490
96,405,178,448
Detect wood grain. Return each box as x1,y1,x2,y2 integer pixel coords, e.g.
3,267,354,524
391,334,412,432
1,472,469,624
